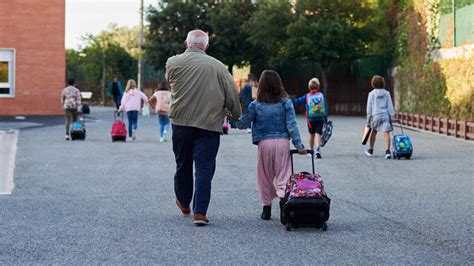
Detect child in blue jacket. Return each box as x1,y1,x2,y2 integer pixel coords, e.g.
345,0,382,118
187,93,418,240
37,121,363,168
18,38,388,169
292,78,327,158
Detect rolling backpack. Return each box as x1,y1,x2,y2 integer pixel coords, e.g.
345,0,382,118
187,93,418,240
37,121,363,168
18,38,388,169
392,120,413,159
281,150,331,231
70,113,86,141
111,112,127,142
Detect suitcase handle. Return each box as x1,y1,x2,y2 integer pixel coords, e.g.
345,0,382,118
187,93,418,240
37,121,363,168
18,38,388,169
290,149,315,175
392,119,405,135
114,111,124,121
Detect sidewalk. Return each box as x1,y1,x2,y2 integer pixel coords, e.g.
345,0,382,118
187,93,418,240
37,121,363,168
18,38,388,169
0,130,18,194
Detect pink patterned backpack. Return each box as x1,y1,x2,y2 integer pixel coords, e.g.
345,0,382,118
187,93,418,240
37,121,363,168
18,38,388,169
285,172,326,200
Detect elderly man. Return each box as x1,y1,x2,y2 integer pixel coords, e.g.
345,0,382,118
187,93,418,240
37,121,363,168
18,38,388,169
166,29,241,226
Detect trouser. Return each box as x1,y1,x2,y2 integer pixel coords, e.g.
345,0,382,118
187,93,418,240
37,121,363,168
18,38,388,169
64,108,78,135
257,138,292,206
172,125,220,215
126,111,139,137
158,114,170,137
113,95,122,110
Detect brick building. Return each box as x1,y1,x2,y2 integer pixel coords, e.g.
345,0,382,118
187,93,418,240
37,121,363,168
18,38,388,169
0,0,65,116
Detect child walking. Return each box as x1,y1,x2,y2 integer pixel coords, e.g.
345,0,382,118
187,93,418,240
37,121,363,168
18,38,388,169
148,81,172,142
118,79,149,141
365,75,395,159
291,78,328,158
231,70,306,220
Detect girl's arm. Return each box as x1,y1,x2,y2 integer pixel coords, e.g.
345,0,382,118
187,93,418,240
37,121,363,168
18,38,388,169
291,94,306,105
233,101,256,129
118,93,127,112
284,100,304,149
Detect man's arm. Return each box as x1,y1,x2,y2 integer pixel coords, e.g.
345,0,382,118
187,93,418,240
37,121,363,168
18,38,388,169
222,71,242,119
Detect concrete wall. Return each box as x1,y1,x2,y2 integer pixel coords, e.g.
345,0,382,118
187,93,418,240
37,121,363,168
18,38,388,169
0,0,65,116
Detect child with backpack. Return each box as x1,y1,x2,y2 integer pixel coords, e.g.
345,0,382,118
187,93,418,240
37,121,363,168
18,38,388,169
118,79,149,141
291,78,328,158
231,70,306,221
148,81,172,142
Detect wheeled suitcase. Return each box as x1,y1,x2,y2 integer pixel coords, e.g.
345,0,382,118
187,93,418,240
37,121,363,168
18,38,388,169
111,111,127,142
281,149,331,231
392,120,413,160
70,113,86,140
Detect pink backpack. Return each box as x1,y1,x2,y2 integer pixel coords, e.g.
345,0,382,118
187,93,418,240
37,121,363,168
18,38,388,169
285,172,326,200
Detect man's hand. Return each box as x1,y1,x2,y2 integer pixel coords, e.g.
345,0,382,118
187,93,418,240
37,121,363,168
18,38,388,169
298,148,307,155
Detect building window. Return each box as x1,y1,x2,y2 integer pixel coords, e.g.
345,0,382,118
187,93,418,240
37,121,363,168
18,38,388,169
0,49,15,98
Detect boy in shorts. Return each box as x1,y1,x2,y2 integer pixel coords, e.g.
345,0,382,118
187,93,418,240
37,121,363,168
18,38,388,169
365,75,395,159
292,78,327,158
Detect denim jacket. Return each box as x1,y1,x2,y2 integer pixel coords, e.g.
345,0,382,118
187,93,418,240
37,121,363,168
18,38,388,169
233,98,304,149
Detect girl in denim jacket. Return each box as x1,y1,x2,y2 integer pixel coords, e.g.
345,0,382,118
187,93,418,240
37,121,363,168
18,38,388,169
231,70,306,220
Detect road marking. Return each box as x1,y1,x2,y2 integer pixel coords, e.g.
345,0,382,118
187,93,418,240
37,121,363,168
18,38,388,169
0,129,19,195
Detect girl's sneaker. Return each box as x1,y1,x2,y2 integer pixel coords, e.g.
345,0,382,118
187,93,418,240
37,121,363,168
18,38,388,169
132,131,137,141
159,137,164,143
261,205,271,220
385,150,392,159
365,149,374,157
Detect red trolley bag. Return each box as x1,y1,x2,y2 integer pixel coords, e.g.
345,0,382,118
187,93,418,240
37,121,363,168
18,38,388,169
111,111,127,142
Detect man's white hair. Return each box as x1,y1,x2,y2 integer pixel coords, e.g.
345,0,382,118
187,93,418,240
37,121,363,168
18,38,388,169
186,30,209,48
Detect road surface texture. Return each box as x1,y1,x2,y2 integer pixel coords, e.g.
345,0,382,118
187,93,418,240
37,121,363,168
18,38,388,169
0,107,472,264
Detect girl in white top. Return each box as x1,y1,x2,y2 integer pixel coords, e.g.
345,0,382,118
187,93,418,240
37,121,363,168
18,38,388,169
148,81,172,142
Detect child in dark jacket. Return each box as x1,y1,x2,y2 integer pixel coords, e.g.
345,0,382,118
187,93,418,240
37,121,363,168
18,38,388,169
291,78,327,158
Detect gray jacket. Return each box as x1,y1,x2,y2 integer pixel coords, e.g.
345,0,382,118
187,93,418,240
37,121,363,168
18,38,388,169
166,48,241,133
366,88,395,121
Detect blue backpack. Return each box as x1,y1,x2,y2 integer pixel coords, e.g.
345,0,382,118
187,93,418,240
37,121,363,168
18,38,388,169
306,92,327,120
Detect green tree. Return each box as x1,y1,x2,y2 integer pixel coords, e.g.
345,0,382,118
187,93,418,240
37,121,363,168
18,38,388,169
145,0,216,71
286,0,375,93
208,1,255,73
244,0,295,73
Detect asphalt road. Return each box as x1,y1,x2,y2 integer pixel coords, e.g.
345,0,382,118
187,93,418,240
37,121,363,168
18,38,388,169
0,107,472,264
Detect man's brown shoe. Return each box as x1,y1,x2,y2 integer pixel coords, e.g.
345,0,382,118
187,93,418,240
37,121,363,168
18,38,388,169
176,199,191,216
193,214,209,226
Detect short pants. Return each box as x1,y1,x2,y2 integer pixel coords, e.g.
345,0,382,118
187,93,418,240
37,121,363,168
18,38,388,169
308,120,324,135
370,114,393,132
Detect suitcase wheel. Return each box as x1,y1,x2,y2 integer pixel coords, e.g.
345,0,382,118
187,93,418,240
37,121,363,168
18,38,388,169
322,222,328,231
406,154,411,159
286,222,292,231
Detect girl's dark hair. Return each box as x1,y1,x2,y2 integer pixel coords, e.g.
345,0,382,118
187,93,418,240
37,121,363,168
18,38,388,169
157,80,170,91
257,70,288,103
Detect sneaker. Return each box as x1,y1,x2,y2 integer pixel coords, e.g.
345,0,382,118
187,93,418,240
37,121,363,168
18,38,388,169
176,199,191,216
247,128,252,134
385,150,392,159
132,131,137,141
260,205,271,220
193,214,210,226
159,137,164,143
65,135,70,140
315,151,322,159
365,149,374,157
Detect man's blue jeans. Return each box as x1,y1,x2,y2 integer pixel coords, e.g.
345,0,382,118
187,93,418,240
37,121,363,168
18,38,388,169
172,125,220,215
126,111,139,137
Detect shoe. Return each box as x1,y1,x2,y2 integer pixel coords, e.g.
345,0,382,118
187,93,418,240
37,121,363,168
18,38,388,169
193,214,210,226
365,149,374,157
385,150,392,159
132,131,137,141
176,199,191,216
247,129,252,134
159,137,164,143
65,135,70,140
260,205,271,220
315,151,322,159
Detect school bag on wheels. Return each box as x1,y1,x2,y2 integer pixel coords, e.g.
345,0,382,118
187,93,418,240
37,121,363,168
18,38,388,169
392,120,413,159
281,149,331,231
111,111,127,142
70,111,86,141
